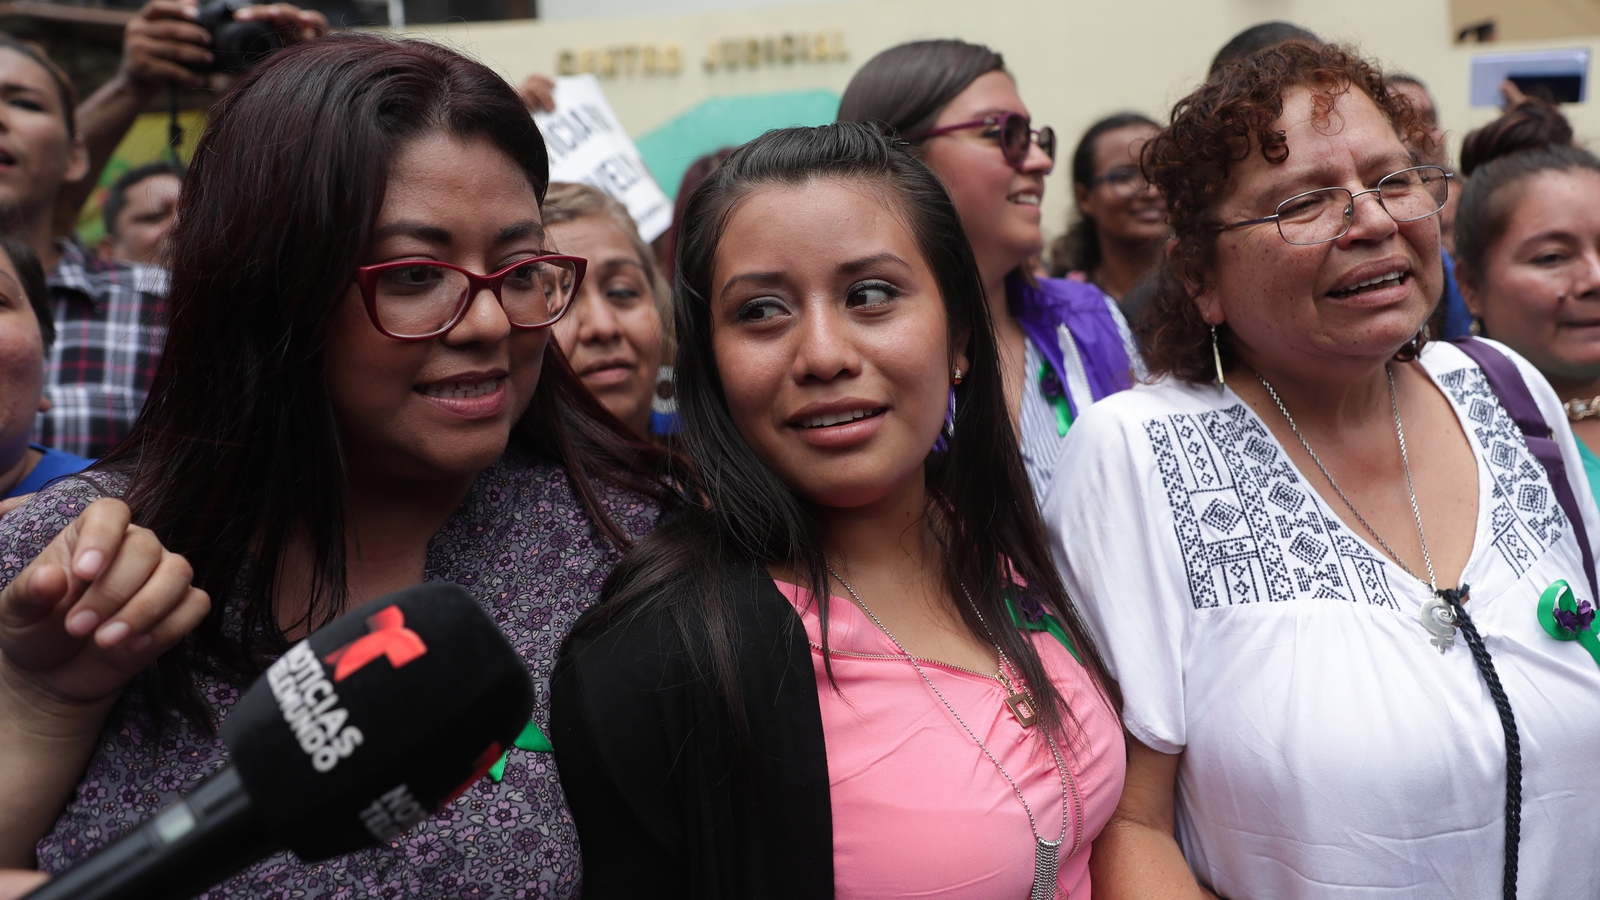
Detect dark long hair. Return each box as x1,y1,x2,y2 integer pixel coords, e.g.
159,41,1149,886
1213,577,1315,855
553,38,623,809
1048,112,1160,277
101,34,676,729
837,39,1004,142
585,123,1114,739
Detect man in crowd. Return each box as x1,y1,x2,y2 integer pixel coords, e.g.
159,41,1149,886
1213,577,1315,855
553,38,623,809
7,0,323,459
96,161,182,265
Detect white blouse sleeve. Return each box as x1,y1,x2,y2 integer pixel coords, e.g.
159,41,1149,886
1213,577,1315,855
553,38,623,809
1043,395,1191,755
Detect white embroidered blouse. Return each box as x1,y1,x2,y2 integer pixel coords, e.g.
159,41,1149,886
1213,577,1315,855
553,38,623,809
1045,340,1600,899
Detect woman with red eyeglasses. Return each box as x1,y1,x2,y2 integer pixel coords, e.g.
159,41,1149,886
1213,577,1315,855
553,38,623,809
0,36,675,898
840,39,1142,505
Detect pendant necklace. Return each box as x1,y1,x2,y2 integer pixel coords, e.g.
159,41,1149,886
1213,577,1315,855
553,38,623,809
1256,364,1461,652
827,565,1082,900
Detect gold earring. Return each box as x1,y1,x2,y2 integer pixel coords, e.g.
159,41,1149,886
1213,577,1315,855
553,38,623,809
953,367,964,385
1210,325,1225,386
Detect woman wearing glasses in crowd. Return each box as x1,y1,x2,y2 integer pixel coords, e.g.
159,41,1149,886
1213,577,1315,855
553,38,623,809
1051,41,1600,899
1049,113,1168,312
839,40,1139,503
553,123,1124,899
1450,102,1600,511
0,36,672,897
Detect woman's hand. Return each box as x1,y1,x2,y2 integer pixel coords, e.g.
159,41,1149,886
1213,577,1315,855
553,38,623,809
518,73,557,113
0,499,210,867
0,498,209,709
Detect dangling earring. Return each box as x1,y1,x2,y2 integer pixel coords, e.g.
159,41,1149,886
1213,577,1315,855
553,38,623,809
1210,325,1225,386
932,388,956,453
952,367,964,386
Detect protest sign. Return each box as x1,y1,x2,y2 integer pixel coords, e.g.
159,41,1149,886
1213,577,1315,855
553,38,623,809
534,75,673,241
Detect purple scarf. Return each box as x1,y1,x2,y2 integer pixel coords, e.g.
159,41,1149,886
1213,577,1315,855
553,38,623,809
1007,274,1134,418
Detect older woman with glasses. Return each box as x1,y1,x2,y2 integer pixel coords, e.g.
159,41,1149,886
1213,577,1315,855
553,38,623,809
840,39,1140,504
1048,41,1600,900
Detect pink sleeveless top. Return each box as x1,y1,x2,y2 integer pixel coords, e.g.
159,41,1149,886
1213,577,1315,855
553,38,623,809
775,581,1125,899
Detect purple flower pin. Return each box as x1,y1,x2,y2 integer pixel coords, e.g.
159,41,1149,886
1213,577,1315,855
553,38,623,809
1019,594,1047,623
1039,369,1065,400
1553,599,1596,635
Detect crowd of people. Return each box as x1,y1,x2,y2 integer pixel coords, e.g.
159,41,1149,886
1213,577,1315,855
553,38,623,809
0,8,1597,900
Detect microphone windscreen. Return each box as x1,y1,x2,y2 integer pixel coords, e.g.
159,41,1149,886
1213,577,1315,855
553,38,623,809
221,582,533,861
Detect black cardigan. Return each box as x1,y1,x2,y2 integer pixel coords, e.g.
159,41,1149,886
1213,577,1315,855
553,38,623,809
550,564,834,899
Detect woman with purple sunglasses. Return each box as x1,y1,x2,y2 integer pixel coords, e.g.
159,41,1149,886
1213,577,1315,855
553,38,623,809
840,39,1142,505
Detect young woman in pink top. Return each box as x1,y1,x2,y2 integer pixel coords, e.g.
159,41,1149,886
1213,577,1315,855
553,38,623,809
552,122,1126,899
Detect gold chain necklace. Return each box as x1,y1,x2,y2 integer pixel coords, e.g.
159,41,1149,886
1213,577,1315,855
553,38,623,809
1564,395,1600,421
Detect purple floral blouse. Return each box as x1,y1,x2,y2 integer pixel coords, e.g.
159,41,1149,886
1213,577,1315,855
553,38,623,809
0,453,656,899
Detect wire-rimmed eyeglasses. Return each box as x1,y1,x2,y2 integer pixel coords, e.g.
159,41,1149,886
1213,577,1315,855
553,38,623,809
1215,165,1453,245
354,256,587,341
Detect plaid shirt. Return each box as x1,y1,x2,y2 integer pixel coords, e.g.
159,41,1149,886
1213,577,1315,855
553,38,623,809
33,240,168,458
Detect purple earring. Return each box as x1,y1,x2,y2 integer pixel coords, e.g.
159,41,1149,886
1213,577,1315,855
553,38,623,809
932,387,956,453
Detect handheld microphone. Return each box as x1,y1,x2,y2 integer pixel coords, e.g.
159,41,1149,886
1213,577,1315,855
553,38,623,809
23,582,535,900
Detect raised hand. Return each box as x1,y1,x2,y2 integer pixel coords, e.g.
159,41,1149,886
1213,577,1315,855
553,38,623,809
0,498,209,708
120,0,213,90
119,0,329,92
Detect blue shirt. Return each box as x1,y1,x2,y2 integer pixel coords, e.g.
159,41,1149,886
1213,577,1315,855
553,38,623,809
1440,250,1474,340
6,443,92,499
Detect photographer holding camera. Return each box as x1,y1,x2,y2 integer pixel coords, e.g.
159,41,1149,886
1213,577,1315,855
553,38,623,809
70,0,326,225
14,0,324,460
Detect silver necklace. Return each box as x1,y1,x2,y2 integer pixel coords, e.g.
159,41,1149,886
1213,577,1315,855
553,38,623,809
826,565,1082,900
1255,364,1460,652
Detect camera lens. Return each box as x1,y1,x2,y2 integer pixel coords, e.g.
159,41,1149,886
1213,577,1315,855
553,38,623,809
192,0,284,74
212,21,283,73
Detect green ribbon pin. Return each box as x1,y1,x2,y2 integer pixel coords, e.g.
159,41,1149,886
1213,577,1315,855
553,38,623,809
1039,361,1073,438
487,719,555,782
1004,592,1081,663
1537,579,1600,672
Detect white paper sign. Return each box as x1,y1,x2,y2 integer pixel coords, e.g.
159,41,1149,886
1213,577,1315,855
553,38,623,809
534,75,672,241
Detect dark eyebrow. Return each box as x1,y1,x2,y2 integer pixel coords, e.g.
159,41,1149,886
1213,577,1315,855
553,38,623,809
1246,151,1419,212
373,221,452,243
840,252,910,274
717,253,911,300
498,220,544,244
0,82,47,96
718,270,785,300
372,219,545,246
1516,229,1581,249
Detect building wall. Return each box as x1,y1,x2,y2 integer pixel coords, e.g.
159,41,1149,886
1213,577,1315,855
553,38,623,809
405,0,1600,243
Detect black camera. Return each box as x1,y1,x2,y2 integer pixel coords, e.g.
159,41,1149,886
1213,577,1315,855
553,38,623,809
193,0,283,74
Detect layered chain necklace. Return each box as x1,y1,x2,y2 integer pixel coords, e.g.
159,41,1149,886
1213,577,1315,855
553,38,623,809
1255,364,1460,651
826,565,1082,900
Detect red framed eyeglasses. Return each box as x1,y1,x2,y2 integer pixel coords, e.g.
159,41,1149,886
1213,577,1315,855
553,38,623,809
354,255,587,341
